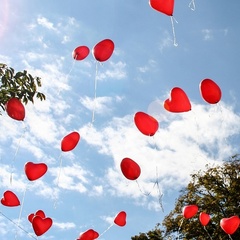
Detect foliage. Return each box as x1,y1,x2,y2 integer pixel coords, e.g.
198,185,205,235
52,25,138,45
162,155,240,239
131,224,164,240
0,63,46,112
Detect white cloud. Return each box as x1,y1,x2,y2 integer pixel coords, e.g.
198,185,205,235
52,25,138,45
53,221,76,230
37,16,58,32
79,95,123,116
96,61,127,81
79,101,240,209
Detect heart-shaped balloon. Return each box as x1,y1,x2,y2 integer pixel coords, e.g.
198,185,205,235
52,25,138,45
1,190,20,207
134,111,159,136
199,212,210,226
120,158,141,181
77,229,99,240
164,87,191,113
5,97,25,121
92,39,114,62
61,131,80,152
220,216,239,235
114,211,127,227
32,215,53,236
199,78,222,104
182,205,198,219
149,0,174,16
28,210,46,223
24,162,48,181
72,46,90,60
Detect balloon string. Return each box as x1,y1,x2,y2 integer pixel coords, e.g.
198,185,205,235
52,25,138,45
0,211,37,240
99,223,114,237
228,234,233,240
135,168,164,212
203,226,213,240
188,0,196,11
53,153,63,209
170,16,178,47
177,218,184,240
10,121,27,185
92,61,99,123
15,184,28,240
57,54,76,96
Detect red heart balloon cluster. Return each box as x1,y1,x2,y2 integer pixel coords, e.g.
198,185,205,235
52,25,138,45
72,39,115,63
1,190,20,207
163,79,221,113
28,210,53,236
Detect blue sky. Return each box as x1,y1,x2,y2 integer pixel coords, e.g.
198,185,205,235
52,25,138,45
0,0,240,239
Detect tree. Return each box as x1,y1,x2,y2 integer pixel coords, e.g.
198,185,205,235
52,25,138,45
162,155,240,239
131,155,240,239
0,63,46,113
131,224,164,240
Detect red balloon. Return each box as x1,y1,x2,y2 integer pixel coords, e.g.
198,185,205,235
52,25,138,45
61,131,80,152
199,212,210,226
200,78,222,104
5,97,25,121
149,0,174,16
28,210,46,223
1,190,20,207
114,211,127,227
32,215,53,236
77,229,99,240
164,87,191,113
92,39,114,62
134,111,159,136
220,216,239,235
120,158,141,180
182,205,198,219
72,46,90,60
24,162,48,181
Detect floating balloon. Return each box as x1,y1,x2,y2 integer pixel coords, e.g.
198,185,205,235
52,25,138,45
149,0,174,16
28,210,46,223
199,78,222,104
199,212,210,226
77,229,99,240
134,111,159,136
24,162,48,181
120,158,141,180
114,211,127,227
5,97,25,121
182,205,198,219
164,87,191,113
72,46,90,60
92,39,114,62
1,190,20,207
32,215,53,236
61,131,80,152
220,216,239,235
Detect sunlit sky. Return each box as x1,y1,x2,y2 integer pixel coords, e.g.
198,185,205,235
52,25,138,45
0,0,240,239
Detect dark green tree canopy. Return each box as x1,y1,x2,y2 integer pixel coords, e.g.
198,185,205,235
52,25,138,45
131,224,164,240
0,63,45,112
132,155,240,240
162,155,240,239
